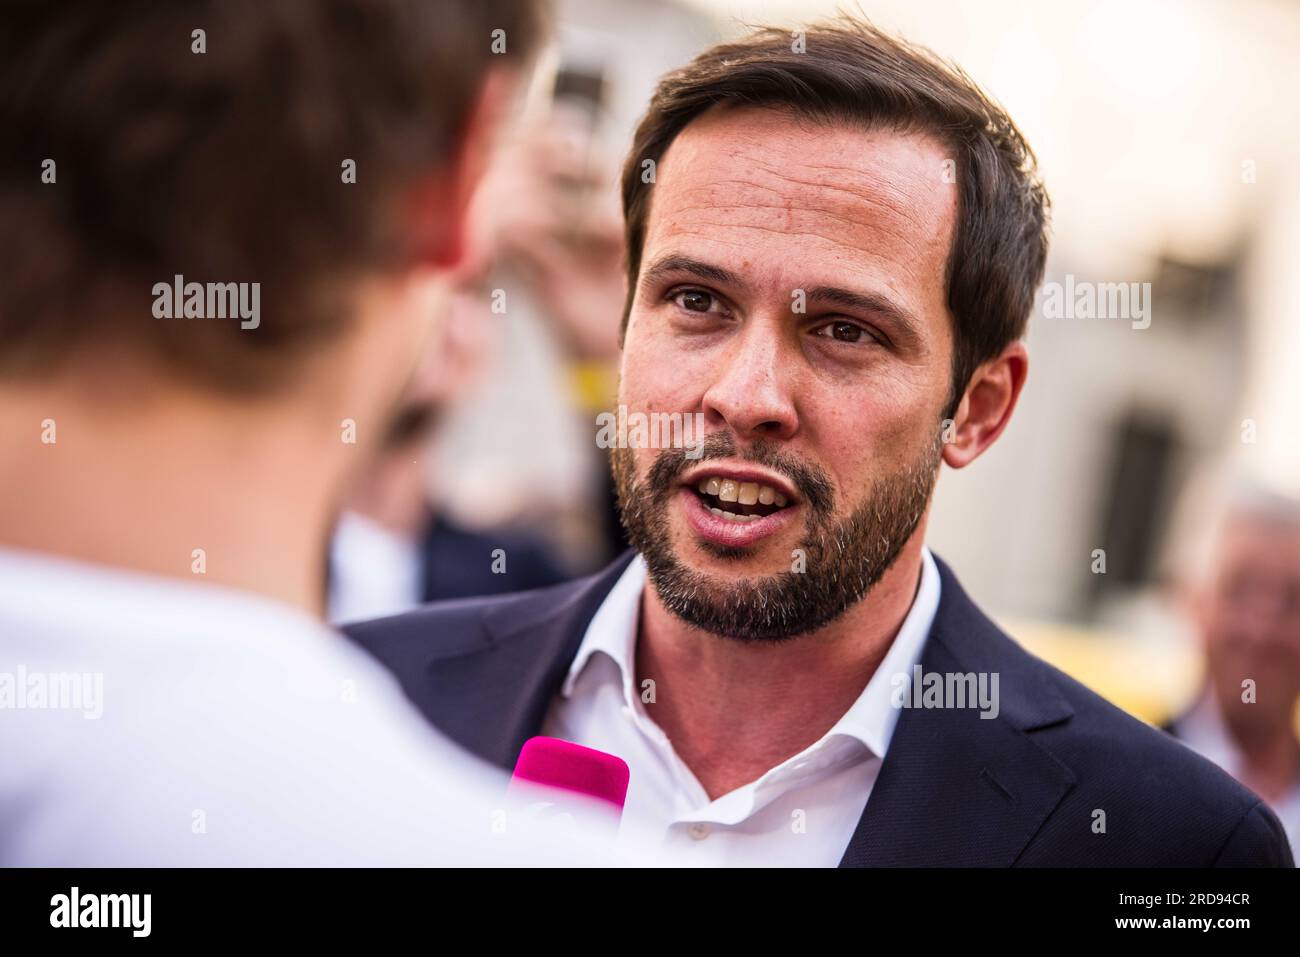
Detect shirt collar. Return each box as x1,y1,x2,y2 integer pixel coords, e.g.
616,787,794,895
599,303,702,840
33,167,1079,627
831,546,941,757
559,552,646,700
559,547,943,761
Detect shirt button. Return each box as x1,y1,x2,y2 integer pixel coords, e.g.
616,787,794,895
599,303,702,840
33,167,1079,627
688,823,710,840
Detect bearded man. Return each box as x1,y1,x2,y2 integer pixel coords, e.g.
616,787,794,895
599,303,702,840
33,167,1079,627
346,21,1292,867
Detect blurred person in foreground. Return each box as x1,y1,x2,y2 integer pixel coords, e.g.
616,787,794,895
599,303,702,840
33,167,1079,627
347,20,1293,866
0,0,620,865
1165,484,1300,857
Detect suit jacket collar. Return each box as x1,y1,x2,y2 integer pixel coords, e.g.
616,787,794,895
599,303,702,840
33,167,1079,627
466,551,637,770
440,550,1077,866
837,557,1076,866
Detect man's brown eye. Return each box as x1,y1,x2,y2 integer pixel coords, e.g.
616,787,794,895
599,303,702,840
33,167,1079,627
678,290,713,312
829,321,862,342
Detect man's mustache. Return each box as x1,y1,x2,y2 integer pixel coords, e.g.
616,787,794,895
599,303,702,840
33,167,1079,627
644,431,835,516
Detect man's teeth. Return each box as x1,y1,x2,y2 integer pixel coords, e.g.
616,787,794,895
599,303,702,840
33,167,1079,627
696,478,789,518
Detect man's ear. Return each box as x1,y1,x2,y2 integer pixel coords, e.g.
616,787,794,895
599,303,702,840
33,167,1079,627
941,340,1029,469
405,68,521,275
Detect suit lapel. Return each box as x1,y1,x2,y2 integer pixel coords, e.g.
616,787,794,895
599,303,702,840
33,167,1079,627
447,552,637,771
839,558,1077,867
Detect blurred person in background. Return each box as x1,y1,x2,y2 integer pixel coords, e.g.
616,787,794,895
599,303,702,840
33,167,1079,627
1165,484,1300,857
328,279,569,624
430,0,717,571
0,0,618,865
483,109,631,563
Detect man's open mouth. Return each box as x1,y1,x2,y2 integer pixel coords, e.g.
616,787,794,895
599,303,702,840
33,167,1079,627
691,477,792,523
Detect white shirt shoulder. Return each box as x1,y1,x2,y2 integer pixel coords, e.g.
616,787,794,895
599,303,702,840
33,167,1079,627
0,547,613,865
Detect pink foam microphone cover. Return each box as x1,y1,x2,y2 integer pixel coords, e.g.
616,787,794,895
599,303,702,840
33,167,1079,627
509,736,630,812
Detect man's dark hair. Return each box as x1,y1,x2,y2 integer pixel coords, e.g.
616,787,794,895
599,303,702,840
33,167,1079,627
619,19,1050,414
0,0,544,392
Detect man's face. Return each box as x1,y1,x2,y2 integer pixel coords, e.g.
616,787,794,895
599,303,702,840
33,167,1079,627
613,107,958,640
1203,515,1300,723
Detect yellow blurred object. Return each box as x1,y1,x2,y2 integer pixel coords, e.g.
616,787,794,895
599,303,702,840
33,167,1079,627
1007,618,1300,741
1002,618,1203,727
568,360,618,415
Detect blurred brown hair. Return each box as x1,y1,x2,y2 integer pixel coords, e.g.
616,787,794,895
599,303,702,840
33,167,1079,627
0,0,545,393
619,19,1050,414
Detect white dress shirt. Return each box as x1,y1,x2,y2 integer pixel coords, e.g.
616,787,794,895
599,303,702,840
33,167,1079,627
327,509,424,625
0,546,615,865
542,547,942,866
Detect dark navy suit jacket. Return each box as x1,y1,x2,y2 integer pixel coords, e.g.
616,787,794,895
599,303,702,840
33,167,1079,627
416,513,568,604
345,552,1294,867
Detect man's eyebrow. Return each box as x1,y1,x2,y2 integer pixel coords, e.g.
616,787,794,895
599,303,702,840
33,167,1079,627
641,255,745,290
805,285,922,344
640,257,923,346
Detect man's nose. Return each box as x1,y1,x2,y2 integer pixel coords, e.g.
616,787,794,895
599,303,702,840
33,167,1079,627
699,321,799,441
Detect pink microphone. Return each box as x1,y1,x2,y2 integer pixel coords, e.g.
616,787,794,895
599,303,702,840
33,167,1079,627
509,736,630,813
507,737,630,841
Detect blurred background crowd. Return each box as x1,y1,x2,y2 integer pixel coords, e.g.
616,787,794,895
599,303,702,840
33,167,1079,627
326,0,1300,850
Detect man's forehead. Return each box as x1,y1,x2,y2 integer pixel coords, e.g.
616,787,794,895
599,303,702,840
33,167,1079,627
1212,513,1300,586
645,106,957,291
1223,513,1300,555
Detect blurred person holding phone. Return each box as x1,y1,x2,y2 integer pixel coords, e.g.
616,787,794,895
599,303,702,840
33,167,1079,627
459,59,632,566
0,0,620,865
425,4,720,573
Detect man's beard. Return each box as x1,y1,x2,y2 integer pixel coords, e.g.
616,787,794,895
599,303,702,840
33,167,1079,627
611,429,943,642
